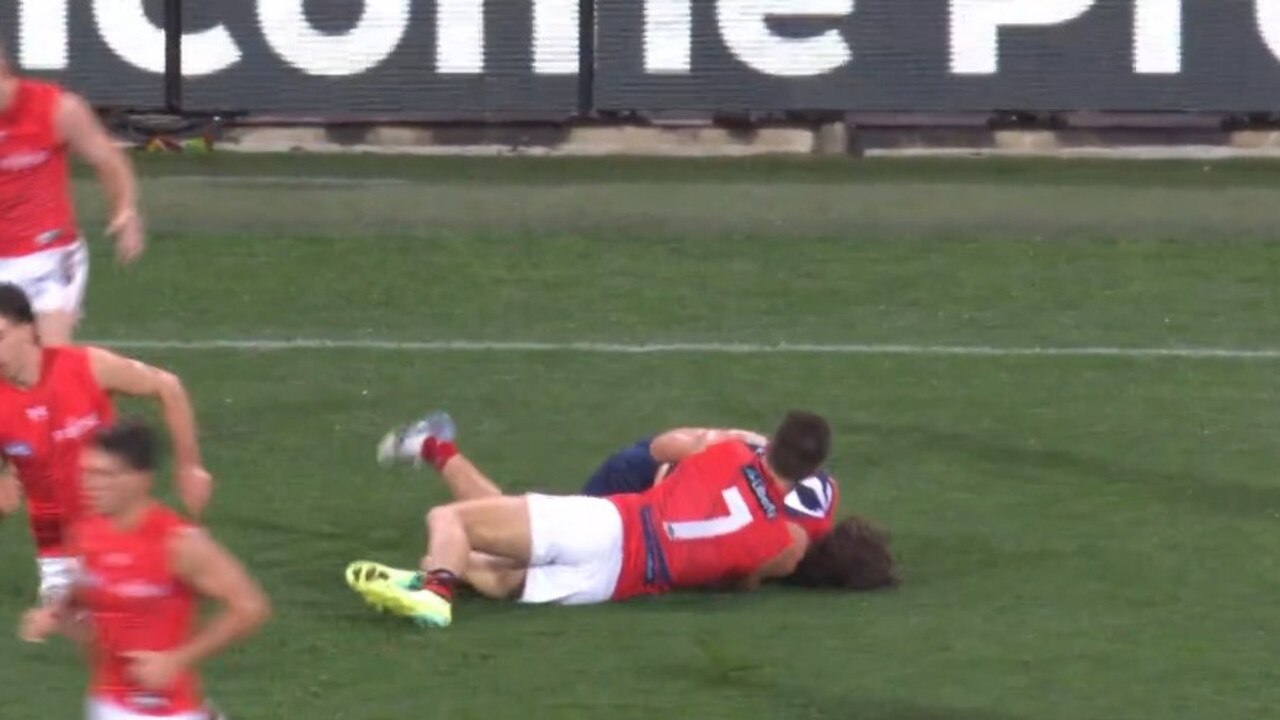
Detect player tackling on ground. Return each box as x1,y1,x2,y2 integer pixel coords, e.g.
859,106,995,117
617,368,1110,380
19,420,270,720
0,42,145,345
348,410,896,627
0,284,213,605
580,426,841,545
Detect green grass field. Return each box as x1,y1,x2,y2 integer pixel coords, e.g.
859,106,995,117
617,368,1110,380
2,154,1279,719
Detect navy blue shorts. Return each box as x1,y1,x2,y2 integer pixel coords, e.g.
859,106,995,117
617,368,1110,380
581,437,660,497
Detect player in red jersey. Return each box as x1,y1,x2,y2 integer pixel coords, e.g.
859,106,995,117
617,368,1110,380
580,426,841,544
0,42,144,345
348,410,896,628
0,284,213,605
18,421,270,720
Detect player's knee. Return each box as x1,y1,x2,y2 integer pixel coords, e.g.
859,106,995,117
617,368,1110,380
425,505,455,532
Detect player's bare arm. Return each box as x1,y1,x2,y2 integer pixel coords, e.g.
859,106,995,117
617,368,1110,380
55,93,144,264
123,528,271,692
18,525,90,641
649,427,768,465
18,585,90,644
0,459,20,517
725,522,810,592
87,347,213,518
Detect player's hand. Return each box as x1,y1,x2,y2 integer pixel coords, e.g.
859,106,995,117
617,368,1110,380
122,650,186,691
107,208,145,265
176,464,213,520
17,607,59,643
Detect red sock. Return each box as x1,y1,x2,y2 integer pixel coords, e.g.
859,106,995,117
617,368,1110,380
419,437,458,472
420,569,457,602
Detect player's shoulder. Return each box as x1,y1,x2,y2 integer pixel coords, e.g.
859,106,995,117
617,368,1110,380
43,345,98,378
784,470,838,521
45,343,91,362
147,502,195,533
14,78,64,100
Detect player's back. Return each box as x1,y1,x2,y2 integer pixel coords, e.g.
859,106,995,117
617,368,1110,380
0,345,114,552
609,440,794,599
0,78,77,256
76,503,204,715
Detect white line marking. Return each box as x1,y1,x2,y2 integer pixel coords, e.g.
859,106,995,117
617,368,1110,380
155,175,415,187
80,338,1280,360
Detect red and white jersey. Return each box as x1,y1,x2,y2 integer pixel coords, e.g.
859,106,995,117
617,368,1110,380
0,79,78,258
0,346,114,555
74,503,204,715
609,440,795,600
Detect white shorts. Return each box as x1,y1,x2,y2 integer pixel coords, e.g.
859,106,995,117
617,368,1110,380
86,698,219,720
0,239,90,315
37,555,81,605
519,494,624,606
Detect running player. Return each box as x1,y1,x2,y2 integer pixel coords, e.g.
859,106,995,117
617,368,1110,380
348,409,894,628
18,420,270,720
0,42,145,345
581,426,840,543
0,284,212,604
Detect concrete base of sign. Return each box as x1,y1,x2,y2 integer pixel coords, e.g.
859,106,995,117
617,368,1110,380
207,119,1280,159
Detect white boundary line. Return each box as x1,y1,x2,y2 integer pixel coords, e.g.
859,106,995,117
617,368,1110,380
81,338,1280,360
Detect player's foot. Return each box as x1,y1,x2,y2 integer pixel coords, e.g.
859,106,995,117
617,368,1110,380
376,411,456,468
345,560,418,590
345,561,452,628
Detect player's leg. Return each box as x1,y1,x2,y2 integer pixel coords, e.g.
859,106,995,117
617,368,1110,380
349,493,532,627
579,437,663,496
32,240,89,346
348,491,625,623
35,310,76,346
451,552,527,600
0,241,92,346
377,411,503,500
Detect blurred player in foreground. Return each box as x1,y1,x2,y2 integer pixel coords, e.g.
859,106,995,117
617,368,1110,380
0,42,145,345
18,421,270,720
347,410,897,628
581,426,841,544
0,284,213,604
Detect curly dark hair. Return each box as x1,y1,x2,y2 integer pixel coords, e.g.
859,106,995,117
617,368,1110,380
786,515,899,591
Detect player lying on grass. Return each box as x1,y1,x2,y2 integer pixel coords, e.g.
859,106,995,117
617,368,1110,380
346,410,897,628
581,427,841,545
398,418,888,593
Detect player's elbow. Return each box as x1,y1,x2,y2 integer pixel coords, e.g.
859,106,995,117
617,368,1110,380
152,368,187,400
235,587,272,631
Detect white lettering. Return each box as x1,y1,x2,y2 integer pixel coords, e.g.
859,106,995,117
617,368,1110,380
1134,0,1181,73
0,150,52,172
533,0,580,74
645,0,693,73
51,413,100,443
718,0,854,77
1258,0,1280,63
436,0,484,74
18,0,69,70
93,0,239,76
258,0,410,77
950,0,1096,75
